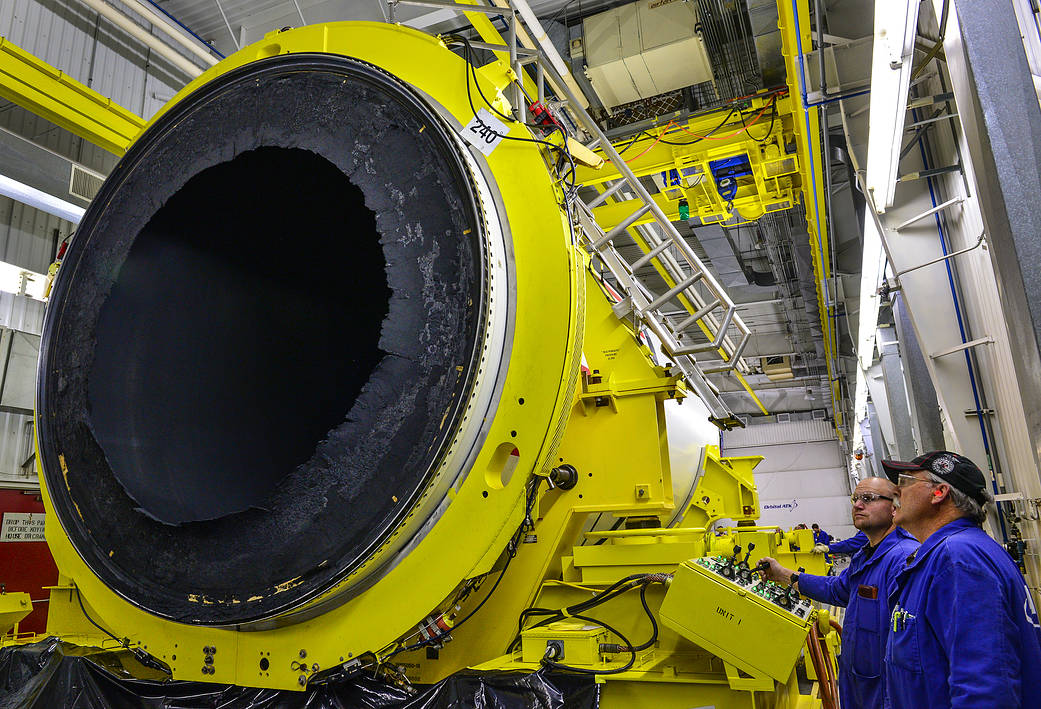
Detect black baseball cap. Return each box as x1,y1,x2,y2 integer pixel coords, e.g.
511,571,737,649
882,451,989,505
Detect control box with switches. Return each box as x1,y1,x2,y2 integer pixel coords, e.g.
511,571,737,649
695,546,812,618
658,546,816,682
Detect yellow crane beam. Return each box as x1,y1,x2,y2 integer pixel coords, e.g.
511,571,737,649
776,0,842,436
0,36,144,155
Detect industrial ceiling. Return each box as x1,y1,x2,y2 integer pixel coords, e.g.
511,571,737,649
142,0,873,423
1,0,884,431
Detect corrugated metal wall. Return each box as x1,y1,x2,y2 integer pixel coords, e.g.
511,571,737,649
1,0,196,120
0,294,44,483
724,421,857,542
0,195,66,275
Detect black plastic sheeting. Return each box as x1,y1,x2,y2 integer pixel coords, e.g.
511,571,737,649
0,640,599,709
35,54,487,625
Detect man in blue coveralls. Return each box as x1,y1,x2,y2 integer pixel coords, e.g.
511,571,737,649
811,523,834,563
760,476,918,708
883,451,1041,708
816,530,870,557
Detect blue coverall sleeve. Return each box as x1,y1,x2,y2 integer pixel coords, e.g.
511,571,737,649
793,569,852,607
828,532,867,555
927,561,1021,707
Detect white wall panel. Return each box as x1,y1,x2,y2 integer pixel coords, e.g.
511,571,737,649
0,292,46,335
0,196,66,274
0,101,118,176
725,424,857,542
0,408,34,480
0,293,44,484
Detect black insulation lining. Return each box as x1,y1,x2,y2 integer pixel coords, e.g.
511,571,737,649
38,56,484,624
90,146,389,524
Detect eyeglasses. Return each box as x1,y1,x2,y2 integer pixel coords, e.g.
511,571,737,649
896,472,936,488
850,493,894,505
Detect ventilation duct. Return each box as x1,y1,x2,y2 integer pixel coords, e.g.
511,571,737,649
690,223,748,287
762,355,794,381
582,0,713,109
746,0,785,88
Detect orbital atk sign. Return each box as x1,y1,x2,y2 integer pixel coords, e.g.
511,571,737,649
762,500,799,512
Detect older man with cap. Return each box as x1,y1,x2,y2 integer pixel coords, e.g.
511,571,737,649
759,476,917,708
883,450,1041,708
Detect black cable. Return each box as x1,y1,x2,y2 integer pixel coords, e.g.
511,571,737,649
510,573,662,653
648,106,739,146
510,574,646,651
451,37,568,148
739,95,778,144
630,584,659,652
387,476,543,659
446,35,577,196
618,90,782,152
75,588,122,645
614,131,645,156
76,589,170,674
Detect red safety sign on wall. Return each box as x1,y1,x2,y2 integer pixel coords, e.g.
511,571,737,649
0,489,58,635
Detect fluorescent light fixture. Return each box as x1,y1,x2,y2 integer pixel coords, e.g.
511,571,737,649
853,209,888,453
0,173,84,224
857,211,888,372
0,261,49,302
865,0,920,211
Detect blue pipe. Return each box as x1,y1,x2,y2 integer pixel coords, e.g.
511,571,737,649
911,107,1009,542
142,0,226,59
790,0,839,366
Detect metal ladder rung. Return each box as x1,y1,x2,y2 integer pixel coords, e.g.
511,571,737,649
630,240,672,271
671,305,736,355
592,204,652,249
645,273,703,312
585,179,627,209
673,298,720,334
467,40,538,57
701,332,751,373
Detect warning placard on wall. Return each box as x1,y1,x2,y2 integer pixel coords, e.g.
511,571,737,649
1,512,45,542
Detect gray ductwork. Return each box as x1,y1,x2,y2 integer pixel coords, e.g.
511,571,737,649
746,0,785,88
789,220,826,363
690,223,749,287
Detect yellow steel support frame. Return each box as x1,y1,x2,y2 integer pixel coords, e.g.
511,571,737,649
571,0,842,432
577,93,801,228
457,0,541,106
0,591,31,638
0,37,144,155
471,582,821,708
776,0,842,435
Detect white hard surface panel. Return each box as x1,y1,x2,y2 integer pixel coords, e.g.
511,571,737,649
725,428,857,542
